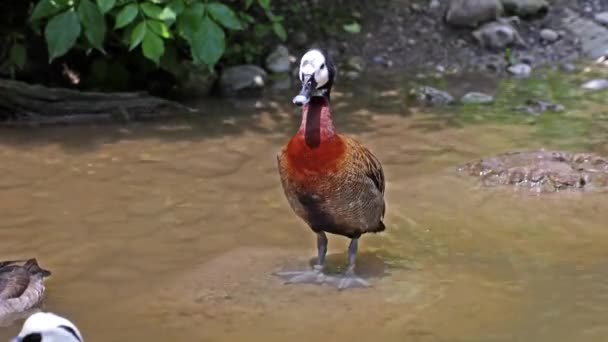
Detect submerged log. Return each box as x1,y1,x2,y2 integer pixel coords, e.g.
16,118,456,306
0,78,197,126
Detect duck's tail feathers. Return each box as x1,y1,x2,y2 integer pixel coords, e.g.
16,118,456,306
23,259,52,278
372,221,386,233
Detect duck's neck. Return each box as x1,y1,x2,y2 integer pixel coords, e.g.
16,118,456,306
298,96,336,148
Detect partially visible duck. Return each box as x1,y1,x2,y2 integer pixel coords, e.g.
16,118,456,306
11,312,83,342
275,49,387,290
0,259,51,322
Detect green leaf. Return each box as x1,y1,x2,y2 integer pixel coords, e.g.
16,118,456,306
140,2,163,19
142,31,164,65
257,0,270,9
239,12,255,24
129,20,146,50
159,7,177,21
97,0,115,13
191,15,224,66
177,2,205,40
272,22,286,41
45,10,81,62
78,0,106,51
245,0,254,9
166,0,185,16
342,22,361,34
9,44,26,69
31,0,66,21
207,3,241,30
114,3,138,28
147,20,171,38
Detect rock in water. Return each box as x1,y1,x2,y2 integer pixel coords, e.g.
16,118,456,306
265,45,291,73
459,151,608,193
581,79,608,91
461,92,494,104
411,86,455,106
219,65,267,95
445,0,503,28
500,0,548,17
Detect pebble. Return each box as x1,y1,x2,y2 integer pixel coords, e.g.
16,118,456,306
595,12,608,26
507,63,532,77
429,0,440,9
540,29,559,42
461,92,494,104
412,86,455,106
581,79,608,91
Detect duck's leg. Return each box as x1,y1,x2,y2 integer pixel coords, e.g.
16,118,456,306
273,232,329,285
327,238,370,290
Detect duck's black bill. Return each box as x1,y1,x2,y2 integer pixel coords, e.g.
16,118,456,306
293,74,316,107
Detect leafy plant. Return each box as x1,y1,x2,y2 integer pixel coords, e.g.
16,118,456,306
28,0,287,71
0,34,27,79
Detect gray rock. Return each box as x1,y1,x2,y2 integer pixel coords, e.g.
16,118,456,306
473,20,526,50
265,45,291,73
501,0,548,17
429,0,441,10
445,0,503,28
411,86,455,106
581,79,608,91
514,99,564,115
540,29,559,42
594,12,608,26
461,92,494,104
220,65,267,95
561,8,608,59
507,63,532,77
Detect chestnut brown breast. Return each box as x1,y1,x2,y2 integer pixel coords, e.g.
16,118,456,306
278,134,385,238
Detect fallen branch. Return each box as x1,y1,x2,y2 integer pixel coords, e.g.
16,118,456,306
0,78,197,126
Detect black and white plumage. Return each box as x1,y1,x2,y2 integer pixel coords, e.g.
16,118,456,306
11,312,83,342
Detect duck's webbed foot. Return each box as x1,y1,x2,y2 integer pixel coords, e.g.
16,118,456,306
273,265,329,285
327,237,371,291
325,269,370,290
273,232,330,286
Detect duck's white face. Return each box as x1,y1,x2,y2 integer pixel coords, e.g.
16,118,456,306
293,49,331,106
299,49,329,89
12,312,83,342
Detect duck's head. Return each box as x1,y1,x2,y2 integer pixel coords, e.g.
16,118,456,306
11,312,83,342
293,48,336,107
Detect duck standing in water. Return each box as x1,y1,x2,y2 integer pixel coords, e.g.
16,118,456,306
0,259,51,323
276,49,386,290
11,312,83,342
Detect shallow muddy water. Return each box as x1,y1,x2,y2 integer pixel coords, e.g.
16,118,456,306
2,69,608,341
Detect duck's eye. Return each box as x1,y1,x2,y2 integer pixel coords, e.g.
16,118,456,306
22,333,42,342
320,63,325,70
